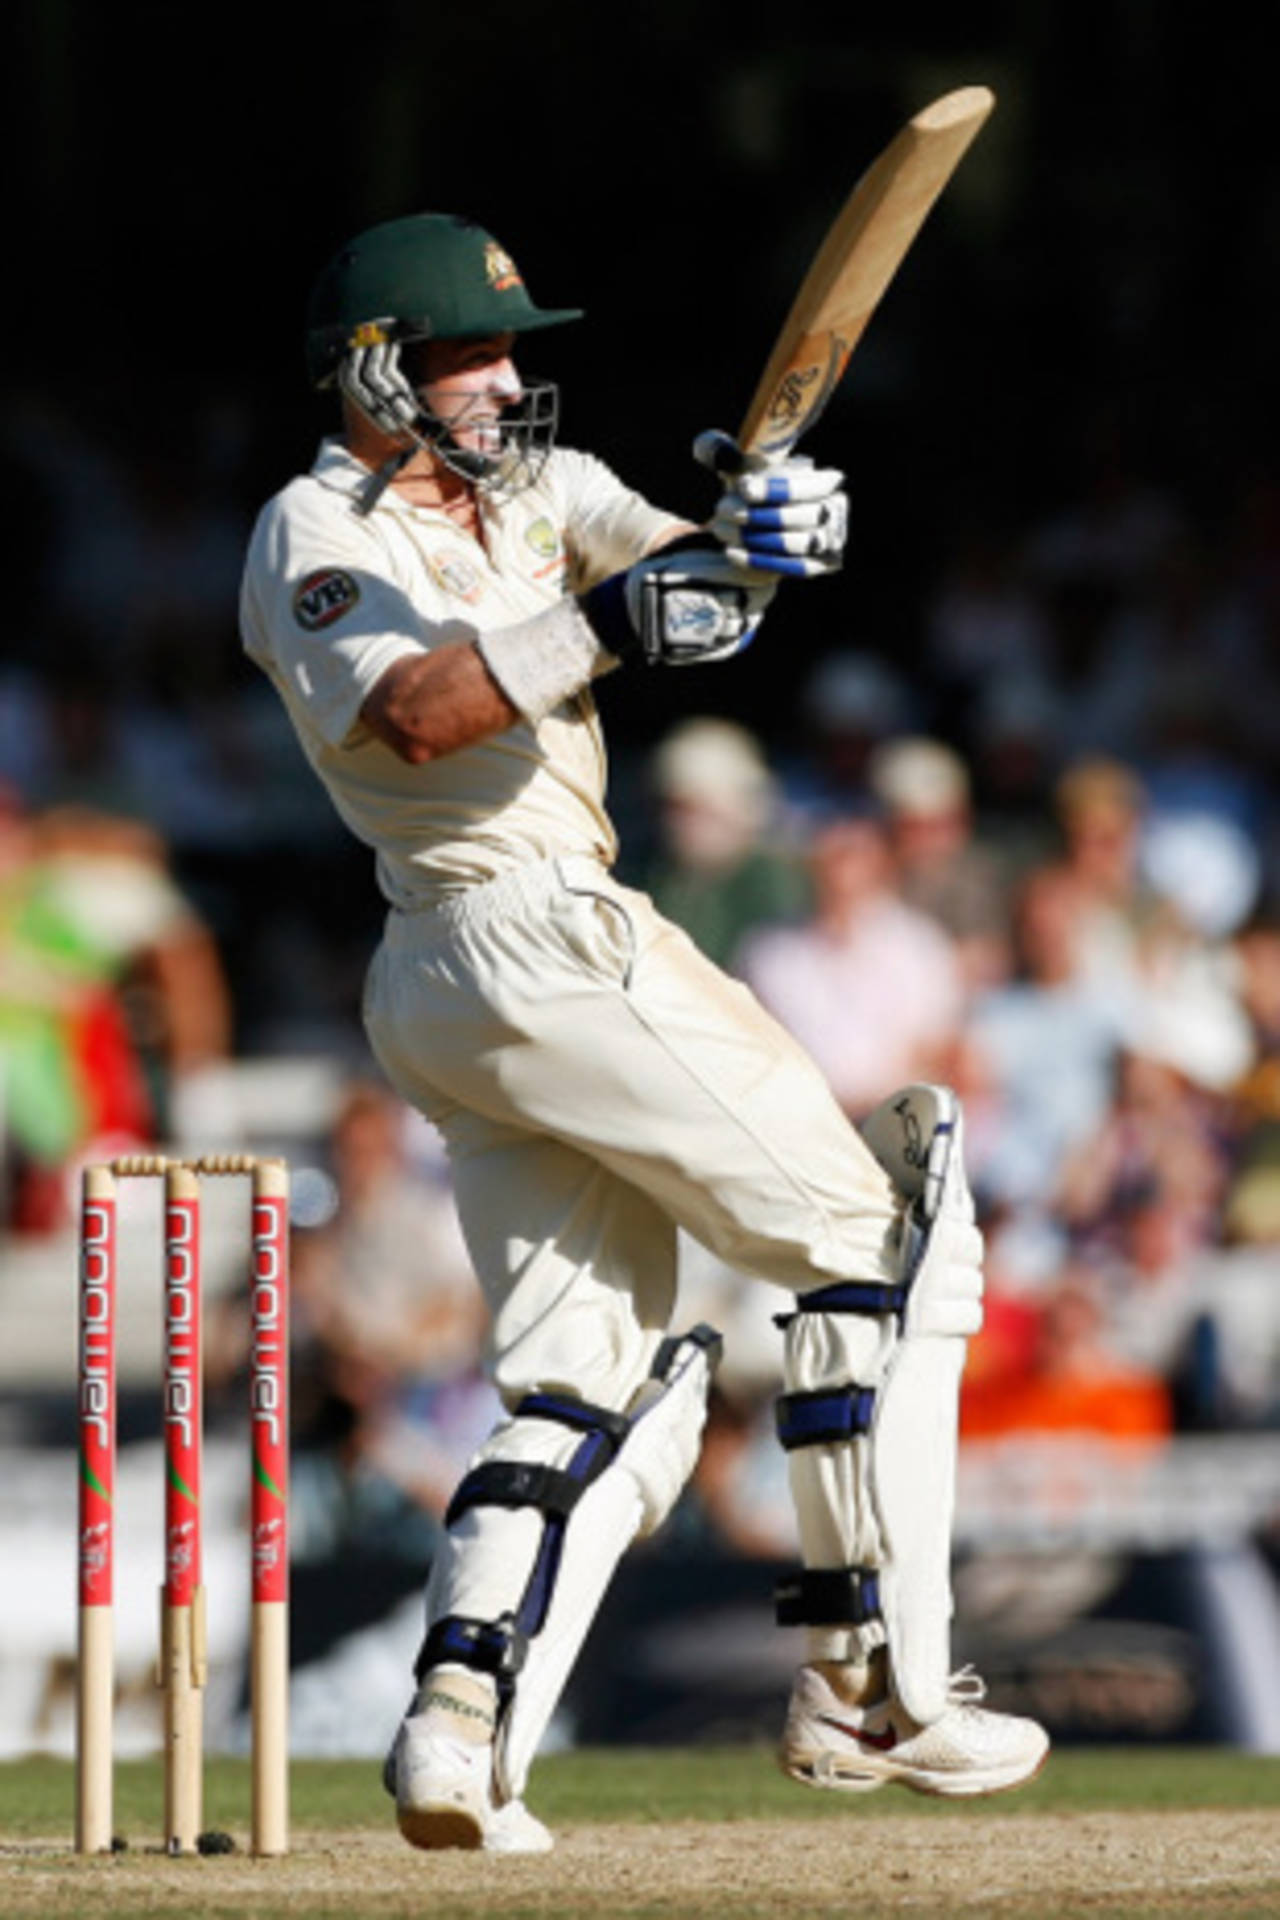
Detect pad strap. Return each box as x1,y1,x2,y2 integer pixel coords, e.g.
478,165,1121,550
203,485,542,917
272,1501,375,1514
775,1566,883,1629
422,1416,621,1690
445,1460,587,1527
775,1384,875,1451
515,1392,632,1447
437,1399,639,1655
445,1397,630,1527
415,1613,528,1683
773,1279,908,1330
652,1322,725,1375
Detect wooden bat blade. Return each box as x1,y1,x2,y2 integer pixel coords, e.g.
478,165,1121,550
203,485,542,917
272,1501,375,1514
738,86,995,460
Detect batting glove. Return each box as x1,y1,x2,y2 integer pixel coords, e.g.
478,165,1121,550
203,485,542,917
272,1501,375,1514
694,428,849,579
583,543,776,667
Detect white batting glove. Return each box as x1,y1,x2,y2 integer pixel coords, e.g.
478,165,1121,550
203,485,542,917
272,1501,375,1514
694,428,849,579
583,543,776,667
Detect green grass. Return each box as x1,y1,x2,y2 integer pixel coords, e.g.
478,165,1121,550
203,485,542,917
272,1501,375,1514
531,1743,1280,1822
3,1750,1280,1920
2,1744,1279,1841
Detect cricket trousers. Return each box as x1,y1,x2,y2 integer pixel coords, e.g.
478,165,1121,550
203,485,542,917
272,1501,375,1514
365,854,907,1645
363,853,901,1409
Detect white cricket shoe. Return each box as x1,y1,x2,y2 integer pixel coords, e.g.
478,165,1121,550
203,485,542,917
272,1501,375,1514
386,1714,554,1854
780,1663,1049,1798
485,1796,556,1855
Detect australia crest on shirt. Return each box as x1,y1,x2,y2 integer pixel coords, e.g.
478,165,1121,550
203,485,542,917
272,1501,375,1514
425,549,486,604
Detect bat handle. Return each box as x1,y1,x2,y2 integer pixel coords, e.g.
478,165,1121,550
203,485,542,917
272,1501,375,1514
692,428,748,479
694,428,799,480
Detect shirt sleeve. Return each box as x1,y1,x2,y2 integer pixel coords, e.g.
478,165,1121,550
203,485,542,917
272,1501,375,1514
550,450,689,591
241,482,435,749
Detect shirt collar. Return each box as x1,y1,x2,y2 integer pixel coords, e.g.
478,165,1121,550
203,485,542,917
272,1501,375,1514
308,437,499,526
310,437,401,508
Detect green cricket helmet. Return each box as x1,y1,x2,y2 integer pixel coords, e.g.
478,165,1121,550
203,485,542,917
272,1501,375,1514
305,213,582,499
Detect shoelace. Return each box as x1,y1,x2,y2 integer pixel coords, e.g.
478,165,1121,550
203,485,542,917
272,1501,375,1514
946,1664,988,1706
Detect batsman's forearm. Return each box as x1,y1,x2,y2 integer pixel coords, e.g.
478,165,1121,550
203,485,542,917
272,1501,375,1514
361,598,618,763
361,643,519,764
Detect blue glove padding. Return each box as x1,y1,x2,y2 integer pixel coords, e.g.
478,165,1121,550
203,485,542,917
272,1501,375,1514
694,429,849,579
583,543,776,666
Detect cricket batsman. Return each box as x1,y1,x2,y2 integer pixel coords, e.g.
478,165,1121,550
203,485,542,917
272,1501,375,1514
241,211,1048,1854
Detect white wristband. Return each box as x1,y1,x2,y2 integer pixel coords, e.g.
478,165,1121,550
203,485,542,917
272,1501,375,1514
475,600,618,723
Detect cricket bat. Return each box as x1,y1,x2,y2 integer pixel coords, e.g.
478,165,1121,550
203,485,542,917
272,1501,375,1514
737,86,995,462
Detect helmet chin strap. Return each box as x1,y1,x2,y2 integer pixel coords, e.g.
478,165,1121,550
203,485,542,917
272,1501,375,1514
353,414,509,517
355,446,415,518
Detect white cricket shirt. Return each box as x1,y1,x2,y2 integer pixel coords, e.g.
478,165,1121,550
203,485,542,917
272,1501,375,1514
241,439,682,906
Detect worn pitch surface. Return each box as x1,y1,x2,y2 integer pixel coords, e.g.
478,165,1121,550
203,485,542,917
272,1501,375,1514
5,1812,1280,1918
4,1751,1280,1918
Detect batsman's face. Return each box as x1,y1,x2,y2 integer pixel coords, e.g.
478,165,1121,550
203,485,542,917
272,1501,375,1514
407,332,522,459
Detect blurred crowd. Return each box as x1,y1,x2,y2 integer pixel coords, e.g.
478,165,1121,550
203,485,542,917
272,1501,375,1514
632,688,1280,1554
4,388,1280,1573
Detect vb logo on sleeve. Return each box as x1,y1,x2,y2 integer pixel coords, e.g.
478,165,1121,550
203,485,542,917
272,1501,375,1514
293,568,361,631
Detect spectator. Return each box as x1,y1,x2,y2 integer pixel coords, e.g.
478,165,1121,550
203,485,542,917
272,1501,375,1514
1056,1045,1241,1267
642,718,809,971
31,806,233,1108
1135,1138,1280,1430
1213,1137,1280,1420
866,734,1013,992
292,1082,487,1398
964,863,1126,1218
737,804,964,1119
284,1082,497,1551
960,1267,1173,1442
1140,806,1263,947
2,784,145,1227
1043,759,1258,1129
1,794,229,1228
1048,757,1165,1011
1088,1185,1218,1428
1232,905,1280,1126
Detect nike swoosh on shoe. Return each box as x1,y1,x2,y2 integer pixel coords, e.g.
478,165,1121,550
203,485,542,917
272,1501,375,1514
817,1712,898,1752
